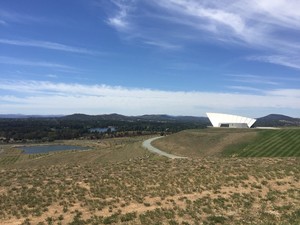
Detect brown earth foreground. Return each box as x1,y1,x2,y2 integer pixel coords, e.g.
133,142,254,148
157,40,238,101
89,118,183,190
0,157,299,225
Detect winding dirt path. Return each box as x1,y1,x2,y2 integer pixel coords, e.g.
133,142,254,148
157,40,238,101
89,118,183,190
142,136,187,159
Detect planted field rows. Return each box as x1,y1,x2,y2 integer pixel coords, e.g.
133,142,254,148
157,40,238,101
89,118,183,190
0,155,21,165
238,129,300,157
154,128,300,158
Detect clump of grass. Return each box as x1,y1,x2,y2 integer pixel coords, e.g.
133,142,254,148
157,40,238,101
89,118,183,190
0,142,299,224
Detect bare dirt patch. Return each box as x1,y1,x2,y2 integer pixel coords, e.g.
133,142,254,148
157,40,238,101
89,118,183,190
0,157,299,224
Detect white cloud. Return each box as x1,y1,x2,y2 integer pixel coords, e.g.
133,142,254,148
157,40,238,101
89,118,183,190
106,0,136,30
248,55,300,70
156,0,246,37
0,9,45,24
108,17,128,29
0,39,98,55
144,40,181,50
104,0,300,69
252,0,300,29
46,74,58,78
0,80,299,116
227,74,280,85
0,56,74,70
155,0,300,43
266,89,300,98
227,86,263,93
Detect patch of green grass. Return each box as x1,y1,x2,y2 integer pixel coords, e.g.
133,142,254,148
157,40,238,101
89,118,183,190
224,129,300,157
221,136,258,157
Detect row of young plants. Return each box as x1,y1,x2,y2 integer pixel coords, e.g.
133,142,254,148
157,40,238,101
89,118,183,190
221,129,300,157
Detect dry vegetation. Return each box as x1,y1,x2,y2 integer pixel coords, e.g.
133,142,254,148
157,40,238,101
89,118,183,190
0,158,299,224
153,128,300,158
0,133,300,224
0,136,152,168
152,129,258,158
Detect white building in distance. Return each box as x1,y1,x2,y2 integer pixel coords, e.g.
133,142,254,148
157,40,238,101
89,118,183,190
206,113,256,128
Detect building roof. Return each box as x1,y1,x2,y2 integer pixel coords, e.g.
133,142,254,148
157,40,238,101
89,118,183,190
206,112,256,128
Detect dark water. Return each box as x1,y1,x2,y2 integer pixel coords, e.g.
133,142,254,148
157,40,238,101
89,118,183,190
21,145,88,154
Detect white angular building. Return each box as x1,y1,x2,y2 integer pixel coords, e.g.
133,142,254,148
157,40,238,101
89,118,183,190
206,113,256,128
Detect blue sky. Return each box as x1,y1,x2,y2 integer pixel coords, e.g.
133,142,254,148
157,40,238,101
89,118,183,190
0,0,300,117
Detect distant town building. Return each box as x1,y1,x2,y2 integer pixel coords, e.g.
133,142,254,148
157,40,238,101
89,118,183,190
206,113,256,128
89,126,116,133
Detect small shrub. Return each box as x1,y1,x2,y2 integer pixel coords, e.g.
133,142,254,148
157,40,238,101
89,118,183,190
120,212,137,222
207,215,227,223
103,213,119,224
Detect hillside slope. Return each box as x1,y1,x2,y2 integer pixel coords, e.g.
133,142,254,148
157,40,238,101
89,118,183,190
255,114,300,127
224,128,300,157
153,128,300,157
152,128,258,157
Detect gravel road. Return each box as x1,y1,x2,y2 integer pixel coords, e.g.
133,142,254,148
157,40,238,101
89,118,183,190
142,136,187,159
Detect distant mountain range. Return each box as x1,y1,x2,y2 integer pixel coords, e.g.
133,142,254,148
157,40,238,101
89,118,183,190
62,113,210,123
0,113,299,127
0,114,63,119
255,114,300,127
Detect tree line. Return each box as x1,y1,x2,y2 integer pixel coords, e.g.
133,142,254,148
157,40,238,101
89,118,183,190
0,117,208,143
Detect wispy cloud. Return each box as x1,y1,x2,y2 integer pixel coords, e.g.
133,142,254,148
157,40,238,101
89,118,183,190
0,9,45,24
266,89,300,98
104,0,300,67
225,74,300,95
155,0,247,40
46,74,58,79
107,13,128,30
0,56,74,70
227,74,280,86
227,86,263,93
252,0,300,29
0,39,98,55
248,55,300,70
0,80,299,116
144,40,181,50
152,0,300,47
106,0,136,30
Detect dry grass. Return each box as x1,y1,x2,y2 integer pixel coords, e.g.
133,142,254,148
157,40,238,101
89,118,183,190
0,136,153,168
0,132,299,224
152,128,258,158
0,156,299,224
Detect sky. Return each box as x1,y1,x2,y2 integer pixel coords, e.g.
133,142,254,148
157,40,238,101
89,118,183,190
0,0,300,117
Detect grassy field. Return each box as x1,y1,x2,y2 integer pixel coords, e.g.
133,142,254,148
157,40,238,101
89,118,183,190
152,128,258,158
226,128,300,157
0,131,300,224
0,157,299,224
153,128,300,158
0,136,154,168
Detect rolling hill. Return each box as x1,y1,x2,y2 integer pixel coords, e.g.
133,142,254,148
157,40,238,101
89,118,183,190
1,113,299,127
62,113,210,123
153,128,300,158
255,114,300,127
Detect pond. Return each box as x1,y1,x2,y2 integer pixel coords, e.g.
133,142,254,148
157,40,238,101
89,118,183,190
20,145,88,154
